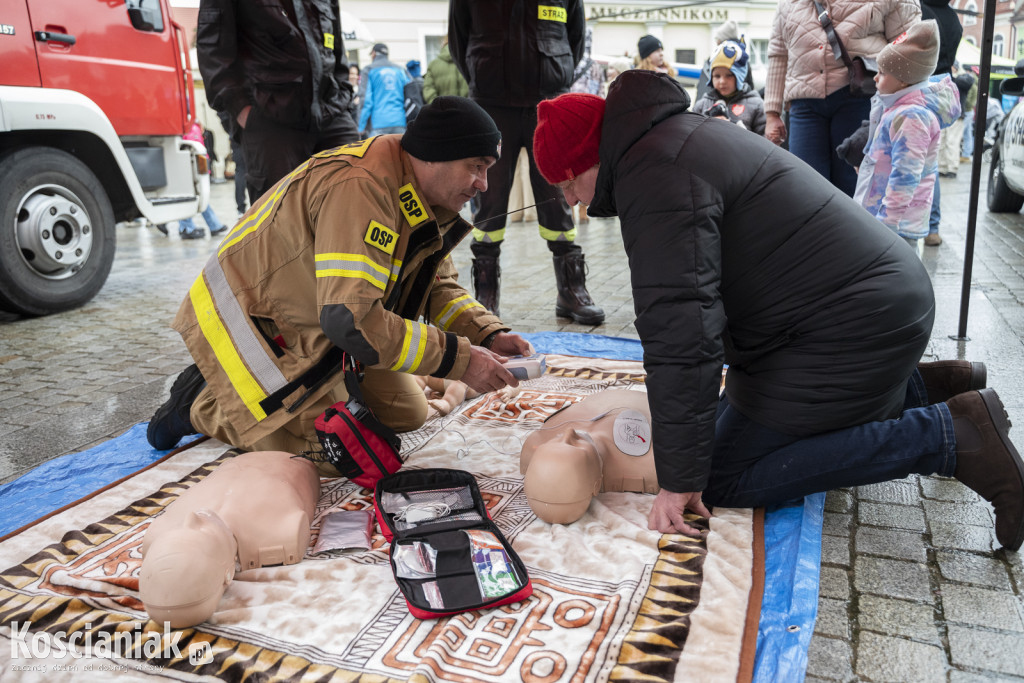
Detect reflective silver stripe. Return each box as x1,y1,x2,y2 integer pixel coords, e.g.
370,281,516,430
435,294,482,330
472,227,505,242
390,320,427,373
314,255,389,290
203,255,289,393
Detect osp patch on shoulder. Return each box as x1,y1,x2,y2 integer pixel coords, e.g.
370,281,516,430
364,220,399,255
398,183,428,227
315,137,376,159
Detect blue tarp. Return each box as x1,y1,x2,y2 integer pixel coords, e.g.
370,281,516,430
756,494,825,683
0,425,201,537
0,332,821,681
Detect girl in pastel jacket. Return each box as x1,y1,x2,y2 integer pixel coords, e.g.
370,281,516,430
855,74,959,241
855,19,961,244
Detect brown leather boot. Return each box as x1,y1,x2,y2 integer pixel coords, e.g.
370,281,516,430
471,256,500,316
948,388,1024,551
918,360,987,403
553,252,605,325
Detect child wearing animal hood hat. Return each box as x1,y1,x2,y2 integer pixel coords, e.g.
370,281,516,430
852,20,960,251
692,41,766,135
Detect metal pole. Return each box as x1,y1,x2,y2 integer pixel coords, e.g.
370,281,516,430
955,0,998,341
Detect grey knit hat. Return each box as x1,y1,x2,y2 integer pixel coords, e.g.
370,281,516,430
877,20,939,85
713,20,741,44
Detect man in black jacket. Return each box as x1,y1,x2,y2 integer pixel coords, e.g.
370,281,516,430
533,70,1024,552
196,0,359,202
449,0,604,324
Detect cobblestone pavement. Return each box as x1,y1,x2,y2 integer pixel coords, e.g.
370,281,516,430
1,160,1023,680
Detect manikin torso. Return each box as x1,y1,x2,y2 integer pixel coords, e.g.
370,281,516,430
140,451,320,628
520,389,658,524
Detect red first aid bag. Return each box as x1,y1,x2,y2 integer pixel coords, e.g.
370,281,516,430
313,355,403,488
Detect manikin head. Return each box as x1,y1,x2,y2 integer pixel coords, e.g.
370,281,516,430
523,429,603,524
402,96,501,212
140,510,237,628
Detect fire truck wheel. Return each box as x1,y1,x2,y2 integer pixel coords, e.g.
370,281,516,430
0,147,116,316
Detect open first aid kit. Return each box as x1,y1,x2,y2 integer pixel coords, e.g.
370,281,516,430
373,468,533,619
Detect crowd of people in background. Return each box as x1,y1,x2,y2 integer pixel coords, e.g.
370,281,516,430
176,1,1013,257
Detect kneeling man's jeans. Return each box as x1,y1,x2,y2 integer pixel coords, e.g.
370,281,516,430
704,370,957,508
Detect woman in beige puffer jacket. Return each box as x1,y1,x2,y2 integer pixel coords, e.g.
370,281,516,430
763,0,920,196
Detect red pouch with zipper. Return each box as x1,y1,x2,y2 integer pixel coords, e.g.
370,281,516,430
313,355,403,489
374,468,533,619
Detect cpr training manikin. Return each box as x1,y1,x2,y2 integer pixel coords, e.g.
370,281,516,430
139,451,320,628
520,389,659,524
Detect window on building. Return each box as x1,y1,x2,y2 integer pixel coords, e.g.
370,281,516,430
675,49,696,65
994,33,1005,57
749,39,768,66
425,35,444,65
964,1,977,26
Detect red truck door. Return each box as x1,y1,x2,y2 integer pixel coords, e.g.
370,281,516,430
25,0,189,136
1,2,42,86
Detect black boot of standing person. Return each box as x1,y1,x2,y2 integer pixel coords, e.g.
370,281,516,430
553,248,604,325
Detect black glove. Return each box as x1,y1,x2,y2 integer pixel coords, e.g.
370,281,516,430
836,120,870,169
707,101,729,119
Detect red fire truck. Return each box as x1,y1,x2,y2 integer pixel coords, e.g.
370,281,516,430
0,0,206,315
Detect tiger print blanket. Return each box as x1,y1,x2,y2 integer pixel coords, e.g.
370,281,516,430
0,355,763,682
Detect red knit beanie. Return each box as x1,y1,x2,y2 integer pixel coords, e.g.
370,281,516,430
534,93,604,184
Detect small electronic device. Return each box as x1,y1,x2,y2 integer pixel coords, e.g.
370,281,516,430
504,354,546,380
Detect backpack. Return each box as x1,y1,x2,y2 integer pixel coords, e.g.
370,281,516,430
404,78,425,123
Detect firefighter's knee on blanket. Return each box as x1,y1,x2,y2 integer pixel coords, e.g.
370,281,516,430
520,389,659,524
139,451,319,629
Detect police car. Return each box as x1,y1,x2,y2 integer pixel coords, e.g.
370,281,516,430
988,76,1024,212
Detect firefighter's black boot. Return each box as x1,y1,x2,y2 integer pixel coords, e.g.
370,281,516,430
472,256,501,316
147,364,205,450
553,252,605,325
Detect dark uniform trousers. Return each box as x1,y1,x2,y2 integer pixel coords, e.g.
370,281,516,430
470,104,580,258
242,109,360,204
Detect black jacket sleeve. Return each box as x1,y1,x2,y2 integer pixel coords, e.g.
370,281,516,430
619,167,725,493
568,0,585,68
448,0,470,81
330,8,351,98
196,0,250,121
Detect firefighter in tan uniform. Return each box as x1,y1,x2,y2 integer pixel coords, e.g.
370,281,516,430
148,97,532,465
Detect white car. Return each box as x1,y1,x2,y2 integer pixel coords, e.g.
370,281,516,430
988,77,1024,212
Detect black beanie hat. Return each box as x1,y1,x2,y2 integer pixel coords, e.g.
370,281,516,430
401,96,502,162
638,34,663,60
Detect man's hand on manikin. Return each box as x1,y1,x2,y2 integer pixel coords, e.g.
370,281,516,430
647,489,711,537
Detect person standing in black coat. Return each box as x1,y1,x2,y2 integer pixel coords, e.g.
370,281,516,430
532,70,1024,552
449,0,604,324
921,0,963,246
197,0,359,203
